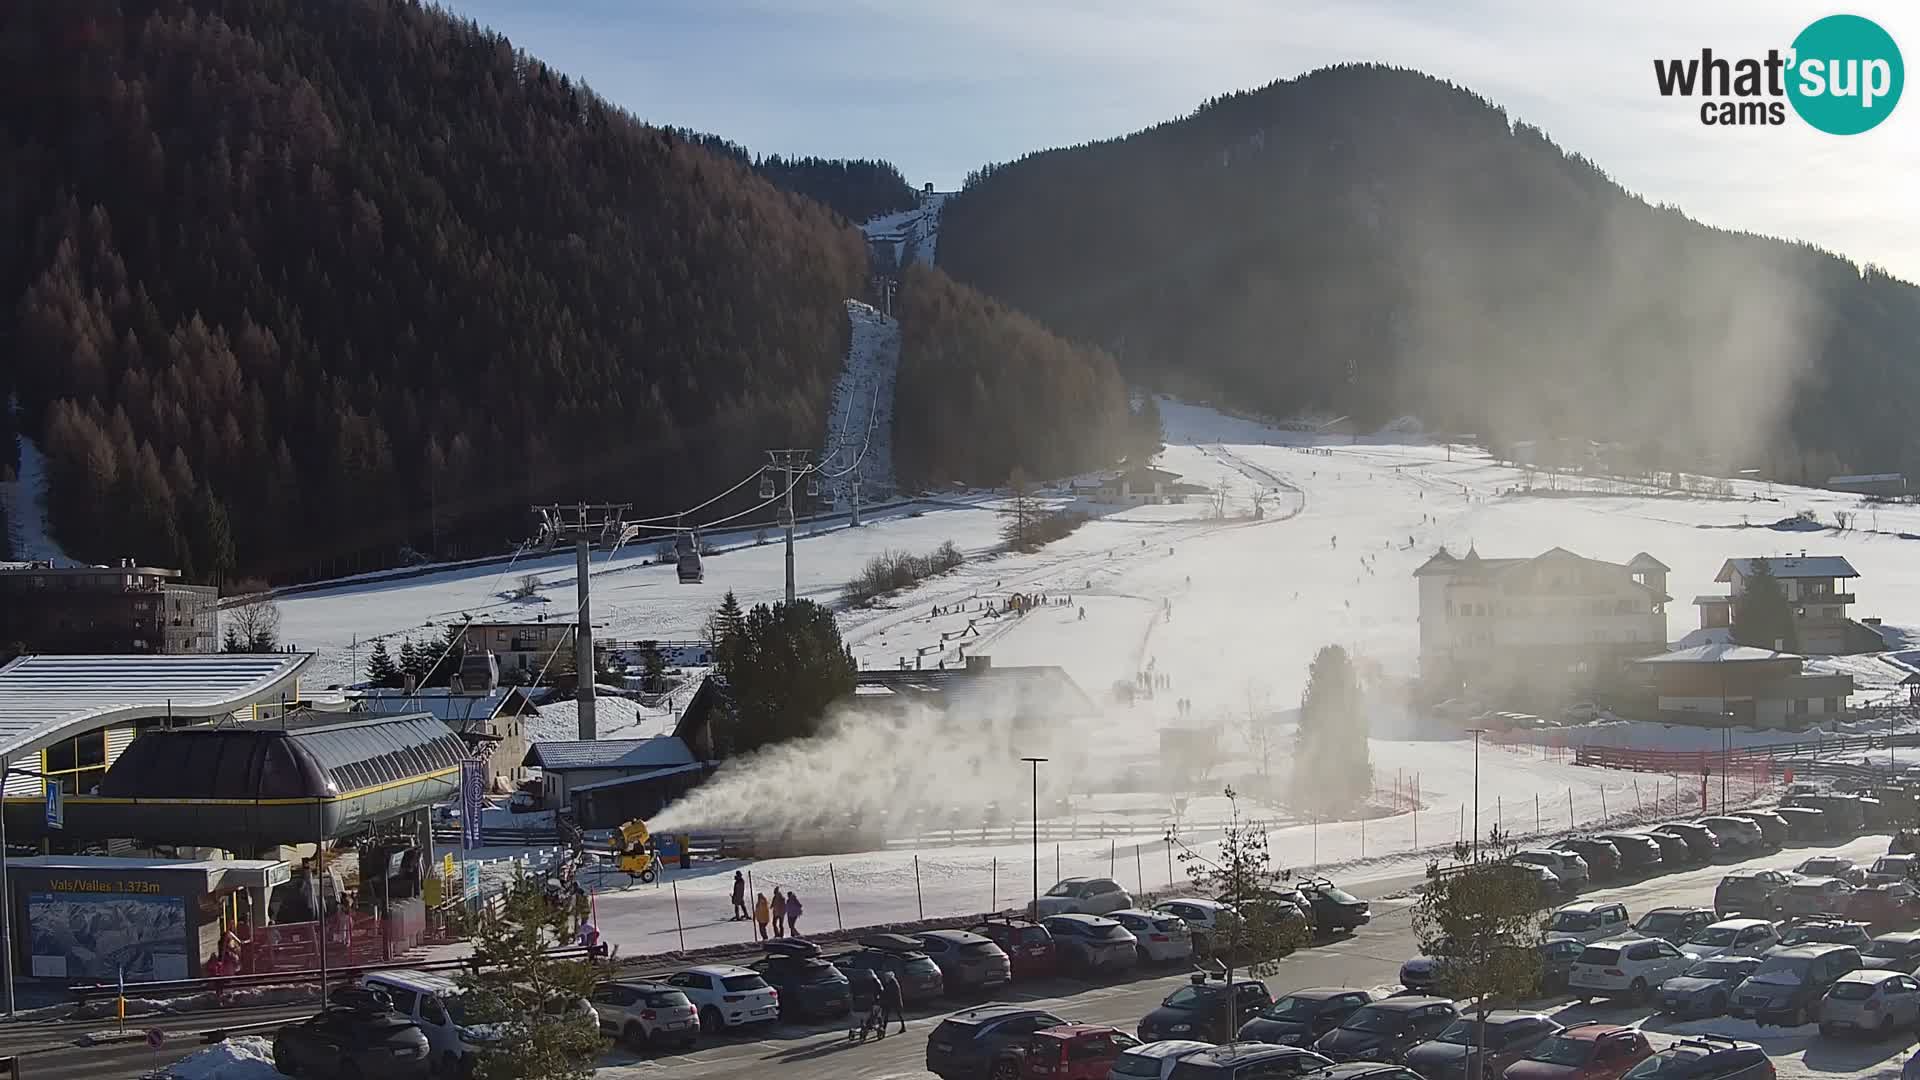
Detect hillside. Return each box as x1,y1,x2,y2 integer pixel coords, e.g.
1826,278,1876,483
0,0,870,581
937,64,1920,485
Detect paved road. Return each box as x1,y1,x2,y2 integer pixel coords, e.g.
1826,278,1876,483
3,837,1909,1079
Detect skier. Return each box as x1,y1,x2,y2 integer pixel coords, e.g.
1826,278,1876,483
731,871,748,921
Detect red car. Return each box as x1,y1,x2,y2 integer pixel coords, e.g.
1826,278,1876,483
973,918,1057,980
1503,1021,1652,1080
999,1024,1141,1080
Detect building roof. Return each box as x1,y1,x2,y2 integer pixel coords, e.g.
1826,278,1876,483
349,687,540,728
1627,552,1671,573
1413,545,1660,595
853,664,1097,718
0,653,311,761
1634,644,1804,665
0,561,184,580
1118,466,1181,483
565,762,709,794
1828,473,1905,486
523,736,695,772
4,855,289,890
1692,594,1734,606
1717,557,1859,582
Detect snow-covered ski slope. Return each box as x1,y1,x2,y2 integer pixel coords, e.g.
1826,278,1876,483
863,190,946,268
819,300,899,507
1,426,70,563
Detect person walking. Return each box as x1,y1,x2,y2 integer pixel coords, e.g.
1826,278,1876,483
880,969,906,1034
770,887,786,937
753,893,771,940
786,891,804,937
731,871,749,921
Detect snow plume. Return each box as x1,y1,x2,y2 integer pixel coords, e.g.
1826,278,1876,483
648,680,1098,843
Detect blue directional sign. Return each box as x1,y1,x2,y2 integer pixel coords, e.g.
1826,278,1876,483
45,782,63,830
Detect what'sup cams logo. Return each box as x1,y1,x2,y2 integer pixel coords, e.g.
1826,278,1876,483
1654,13,1903,133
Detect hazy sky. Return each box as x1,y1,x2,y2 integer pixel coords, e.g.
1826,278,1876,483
443,0,1919,281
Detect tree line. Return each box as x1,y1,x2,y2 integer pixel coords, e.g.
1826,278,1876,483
664,128,919,225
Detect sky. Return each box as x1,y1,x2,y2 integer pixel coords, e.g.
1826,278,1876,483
440,0,1920,282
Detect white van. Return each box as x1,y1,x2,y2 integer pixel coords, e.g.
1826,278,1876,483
362,969,485,1075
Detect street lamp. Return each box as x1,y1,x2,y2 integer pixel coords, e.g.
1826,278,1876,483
1022,757,1047,917
1465,729,1485,860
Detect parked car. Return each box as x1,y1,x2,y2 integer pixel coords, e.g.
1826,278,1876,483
1649,823,1719,863
1796,856,1866,885
1237,988,1384,1047
1137,974,1273,1043
1043,914,1140,975
917,929,1015,993
1619,1036,1771,1080
1299,877,1374,932
1234,886,1318,932
1773,806,1828,840
1630,907,1716,945
1592,833,1664,875
1033,877,1134,918
1109,909,1194,965
1503,1022,1652,1080
1107,1040,1212,1080
1860,931,1920,972
1153,898,1243,957
1658,957,1761,1019
589,981,699,1051
1682,919,1780,960
1778,916,1872,949
1168,1045,1334,1080
1714,870,1795,916
1729,943,1862,1026
272,987,432,1080
360,969,489,1075
832,934,947,1004
661,965,778,1033
1400,940,1540,997
972,918,1057,980
1699,817,1765,855
749,939,851,1020
1786,794,1866,834
1781,879,1858,919
1402,1011,1561,1080
1552,839,1622,881
1851,881,1920,926
1640,831,1692,867
1512,850,1591,893
1727,810,1789,849
927,1007,1072,1080
1313,997,1458,1063
1000,1024,1143,1080
1820,969,1920,1039
1868,854,1920,884
1544,902,1632,944
1860,797,1891,832
1298,1066,1427,1080
1570,937,1694,1004
1538,939,1586,996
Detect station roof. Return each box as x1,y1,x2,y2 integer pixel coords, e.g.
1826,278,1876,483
0,653,311,761
524,736,694,773
1634,643,1804,665
4,855,290,890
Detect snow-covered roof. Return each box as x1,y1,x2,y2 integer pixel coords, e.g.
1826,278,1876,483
522,735,695,772
565,762,708,793
1717,556,1858,582
1828,473,1904,485
1634,644,1804,665
350,686,538,726
0,653,311,761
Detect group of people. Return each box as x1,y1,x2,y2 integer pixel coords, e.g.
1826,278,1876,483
731,871,804,939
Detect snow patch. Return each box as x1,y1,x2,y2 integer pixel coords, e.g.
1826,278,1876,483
0,420,70,562
157,1035,279,1080
863,191,947,268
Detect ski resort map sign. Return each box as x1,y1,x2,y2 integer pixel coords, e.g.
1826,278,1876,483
460,761,486,850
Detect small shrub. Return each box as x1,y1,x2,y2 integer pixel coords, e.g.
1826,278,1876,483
512,573,540,599
842,541,966,604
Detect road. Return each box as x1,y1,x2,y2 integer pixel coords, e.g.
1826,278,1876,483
2,835,1908,1080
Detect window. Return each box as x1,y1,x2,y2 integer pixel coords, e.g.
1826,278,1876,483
420,995,447,1026
43,732,108,796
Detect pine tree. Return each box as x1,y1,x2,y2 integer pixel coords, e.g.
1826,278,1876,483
708,591,746,672
366,639,401,688
1292,645,1373,813
223,625,244,653
188,485,236,585
717,599,856,755
425,623,465,687
636,640,667,693
1732,557,1800,653
455,874,605,1080
397,639,420,684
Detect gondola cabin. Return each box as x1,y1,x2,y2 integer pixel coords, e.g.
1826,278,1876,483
675,531,704,583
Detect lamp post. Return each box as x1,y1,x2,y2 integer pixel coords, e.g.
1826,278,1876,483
1022,757,1047,917
1465,729,1485,860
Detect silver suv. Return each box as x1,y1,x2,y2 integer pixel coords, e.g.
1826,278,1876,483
590,981,699,1051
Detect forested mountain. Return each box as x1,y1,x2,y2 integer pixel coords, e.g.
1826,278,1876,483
667,130,918,225
939,65,1920,484
0,0,869,582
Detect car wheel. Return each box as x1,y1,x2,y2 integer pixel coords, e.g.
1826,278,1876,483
701,1006,724,1034
1880,1016,1896,1040
339,1064,363,1080
1137,945,1152,967
992,1056,1021,1080
271,1039,298,1077
1628,979,1648,1006
624,1022,649,1051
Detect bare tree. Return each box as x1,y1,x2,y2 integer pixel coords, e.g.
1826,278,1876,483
224,596,282,652
512,573,540,599
999,467,1043,550
1238,680,1278,782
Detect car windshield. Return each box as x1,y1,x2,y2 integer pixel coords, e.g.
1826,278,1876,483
1827,981,1878,1000
1868,940,1913,957
444,999,467,1025
1689,926,1740,946
1088,923,1131,940
1550,911,1600,931
1635,912,1688,933
1262,996,1327,1021
1801,859,1848,875
646,991,690,1008
1873,860,1909,875
961,941,1003,957
1686,959,1755,980
1748,956,1811,986
1112,1053,1164,1079
1436,1019,1508,1045
1341,1006,1406,1033
721,974,769,992
1578,946,1621,965
1316,886,1361,904
1046,882,1082,897
1527,1036,1596,1066
1514,853,1552,867
1624,1049,1708,1080
1162,986,1211,1010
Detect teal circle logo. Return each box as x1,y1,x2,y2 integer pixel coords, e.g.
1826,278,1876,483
1787,14,1903,134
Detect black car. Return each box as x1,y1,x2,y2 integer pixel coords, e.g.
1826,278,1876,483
1538,938,1585,995
1238,988,1381,1047
1727,810,1789,849
1592,833,1663,874
1773,806,1828,840
1641,831,1691,867
1860,931,1920,972
926,1007,1070,1080
1650,823,1718,863
272,988,432,1080
1402,1011,1562,1080
1313,997,1458,1063
1168,1044,1334,1080
1729,943,1862,1026
1138,974,1273,1043
749,940,851,1019
1632,906,1717,945
1621,1036,1771,1080
831,934,946,1004
1299,878,1373,932
1552,839,1621,880
1299,1065,1427,1080
1715,870,1794,917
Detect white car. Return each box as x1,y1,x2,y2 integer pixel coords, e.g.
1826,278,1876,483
1107,1039,1213,1080
1683,919,1781,960
1544,902,1630,944
1153,898,1241,951
664,965,779,1032
1032,876,1134,917
1108,908,1193,964
1514,849,1590,892
1570,937,1694,1003
590,981,699,1050
1821,970,1920,1038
